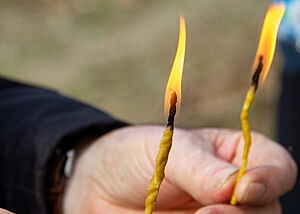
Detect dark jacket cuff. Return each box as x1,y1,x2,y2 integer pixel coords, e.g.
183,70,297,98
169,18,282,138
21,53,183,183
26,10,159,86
0,77,128,213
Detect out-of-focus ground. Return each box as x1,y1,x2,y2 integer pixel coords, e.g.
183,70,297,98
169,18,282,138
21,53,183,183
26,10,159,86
0,0,282,138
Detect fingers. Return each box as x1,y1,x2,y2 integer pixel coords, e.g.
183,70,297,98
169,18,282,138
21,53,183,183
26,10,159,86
234,166,294,205
165,129,239,204
0,209,14,214
191,128,242,162
87,196,199,214
191,128,297,205
195,201,281,214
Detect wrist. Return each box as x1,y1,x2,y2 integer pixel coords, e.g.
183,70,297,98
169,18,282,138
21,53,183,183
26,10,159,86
45,134,99,214
62,137,100,214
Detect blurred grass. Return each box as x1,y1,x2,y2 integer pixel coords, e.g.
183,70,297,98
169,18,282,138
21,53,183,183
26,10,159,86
0,0,282,139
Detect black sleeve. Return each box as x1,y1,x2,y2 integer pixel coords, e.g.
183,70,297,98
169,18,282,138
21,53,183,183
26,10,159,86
277,42,300,214
0,77,128,214
278,72,300,214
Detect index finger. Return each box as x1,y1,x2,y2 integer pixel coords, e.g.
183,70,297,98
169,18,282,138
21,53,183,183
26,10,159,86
191,128,297,205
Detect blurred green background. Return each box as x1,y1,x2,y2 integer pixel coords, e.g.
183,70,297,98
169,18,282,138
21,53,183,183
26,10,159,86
0,0,282,138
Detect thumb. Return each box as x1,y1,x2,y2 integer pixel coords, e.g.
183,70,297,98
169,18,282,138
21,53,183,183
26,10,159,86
166,129,238,205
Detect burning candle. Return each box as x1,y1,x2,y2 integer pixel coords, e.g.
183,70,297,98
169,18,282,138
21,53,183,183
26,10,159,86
230,3,285,205
144,16,186,214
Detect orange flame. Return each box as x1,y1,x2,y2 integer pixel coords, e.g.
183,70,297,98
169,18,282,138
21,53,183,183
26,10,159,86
164,16,186,115
251,3,285,83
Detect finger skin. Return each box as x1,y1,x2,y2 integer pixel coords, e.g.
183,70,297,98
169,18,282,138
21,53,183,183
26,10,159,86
0,209,14,214
165,128,239,204
192,128,297,205
86,195,199,214
235,166,295,204
195,201,281,214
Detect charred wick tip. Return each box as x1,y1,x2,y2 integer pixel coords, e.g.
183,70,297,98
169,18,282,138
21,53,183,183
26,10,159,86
167,92,177,128
251,55,264,90
170,91,177,108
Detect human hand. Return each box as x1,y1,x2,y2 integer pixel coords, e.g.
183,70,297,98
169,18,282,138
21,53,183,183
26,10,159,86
0,209,13,214
63,126,297,214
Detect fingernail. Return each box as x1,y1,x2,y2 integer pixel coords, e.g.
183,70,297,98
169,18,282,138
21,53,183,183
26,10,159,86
242,182,266,202
217,168,238,189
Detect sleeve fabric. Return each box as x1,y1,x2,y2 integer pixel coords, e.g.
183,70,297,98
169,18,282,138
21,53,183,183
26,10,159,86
0,77,127,214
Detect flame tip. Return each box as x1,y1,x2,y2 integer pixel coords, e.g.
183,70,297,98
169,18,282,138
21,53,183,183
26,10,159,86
164,16,186,115
251,3,285,83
